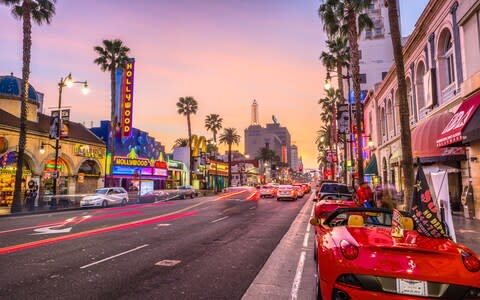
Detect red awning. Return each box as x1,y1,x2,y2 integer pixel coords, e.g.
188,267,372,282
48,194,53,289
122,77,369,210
412,112,465,162
436,93,480,147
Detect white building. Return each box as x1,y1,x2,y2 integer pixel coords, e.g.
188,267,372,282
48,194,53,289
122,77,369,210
291,144,300,172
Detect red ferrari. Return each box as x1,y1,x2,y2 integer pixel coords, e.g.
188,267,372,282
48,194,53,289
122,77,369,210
310,208,480,300
314,194,360,219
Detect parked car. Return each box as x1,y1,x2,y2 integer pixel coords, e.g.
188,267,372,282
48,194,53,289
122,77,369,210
310,207,480,299
80,187,129,208
259,185,276,198
138,190,169,203
276,185,298,201
313,194,359,219
176,185,197,199
317,182,352,200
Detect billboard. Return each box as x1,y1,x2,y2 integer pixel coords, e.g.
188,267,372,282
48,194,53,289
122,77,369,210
121,58,135,138
49,109,70,139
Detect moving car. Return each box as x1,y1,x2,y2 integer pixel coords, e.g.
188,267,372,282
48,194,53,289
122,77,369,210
317,182,352,200
176,185,197,199
292,184,305,198
259,185,276,198
310,207,480,300
138,190,169,203
276,185,298,201
313,194,359,219
80,187,129,208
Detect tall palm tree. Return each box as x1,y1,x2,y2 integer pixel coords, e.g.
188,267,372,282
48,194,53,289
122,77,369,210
320,35,350,101
172,138,189,149
93,39,130,186
2,0,56,213
386,0,414,208
319,0,373,184
219,128,241,187
176,96,198,185
204,114,223,144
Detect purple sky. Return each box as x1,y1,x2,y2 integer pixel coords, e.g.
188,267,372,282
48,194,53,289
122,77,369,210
1,0,428,168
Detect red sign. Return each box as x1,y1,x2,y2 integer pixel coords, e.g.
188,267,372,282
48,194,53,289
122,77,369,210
154,161,167,169
121,58,135,137
436,93,480,147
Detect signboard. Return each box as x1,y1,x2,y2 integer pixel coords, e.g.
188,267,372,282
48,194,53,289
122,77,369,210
337,104,350,134
50,109,70,139
0,137,8,154
74,144,104,159
121,58,135,138
168,160,184,170
114,157,150,167
349,89,367,105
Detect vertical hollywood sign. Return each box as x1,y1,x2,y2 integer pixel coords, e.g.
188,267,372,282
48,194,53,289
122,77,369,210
122,58,135,137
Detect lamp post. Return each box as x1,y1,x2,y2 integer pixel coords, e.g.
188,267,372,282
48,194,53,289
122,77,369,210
51,73,88,208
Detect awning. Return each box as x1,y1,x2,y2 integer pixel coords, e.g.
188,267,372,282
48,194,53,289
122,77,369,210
436,92,480,147
412,112,465,163
364,154,378,176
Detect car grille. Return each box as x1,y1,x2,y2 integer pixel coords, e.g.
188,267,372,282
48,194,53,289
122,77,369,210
336,274,474,299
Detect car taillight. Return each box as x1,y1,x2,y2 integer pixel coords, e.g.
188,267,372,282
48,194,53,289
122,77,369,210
340,240,358,260
462,251,480,272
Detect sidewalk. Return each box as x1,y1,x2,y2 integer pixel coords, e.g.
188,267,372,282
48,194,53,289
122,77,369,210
453,214,480,255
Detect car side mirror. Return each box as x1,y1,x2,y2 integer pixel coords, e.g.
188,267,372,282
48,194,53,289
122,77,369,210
310,217,321,226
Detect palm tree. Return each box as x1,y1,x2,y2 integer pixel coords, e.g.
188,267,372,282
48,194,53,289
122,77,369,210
93,39,130,186
320,35,349,101
2,0,56,213
319,0,373,184
172,138,189,149
386,0,414,208
176,96,198,185
205,114,223,144
219,128,241,187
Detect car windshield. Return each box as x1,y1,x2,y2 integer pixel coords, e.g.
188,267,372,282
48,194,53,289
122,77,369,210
95,188,109,195
325,209,395,228
279,185,292,189
320,184,350,194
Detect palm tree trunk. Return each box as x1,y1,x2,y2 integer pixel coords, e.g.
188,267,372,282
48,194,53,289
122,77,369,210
109,66,116,187
213,130,217,144
347,3,364,185
187,113,192,185
11,2,32,213
228,144,232,186
387,0,414,208
337,61,348,183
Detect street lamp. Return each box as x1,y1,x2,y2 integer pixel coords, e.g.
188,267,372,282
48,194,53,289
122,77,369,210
324,72,332,90
50,73,88,209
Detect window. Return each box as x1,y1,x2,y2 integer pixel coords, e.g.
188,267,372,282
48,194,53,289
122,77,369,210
360,73,367,84
375,27,382,36
445,35,455,85
359,50,362,60
382,72,388,80
366,29,372,39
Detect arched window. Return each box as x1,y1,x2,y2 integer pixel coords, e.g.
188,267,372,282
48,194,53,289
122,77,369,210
387,99,393,138
416,61,427,117
438,28,456,103
381,106,386,139
394,90,401,136
444,33,455,85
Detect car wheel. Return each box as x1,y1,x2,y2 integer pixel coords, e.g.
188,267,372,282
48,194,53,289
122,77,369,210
121,199,127,206
190,193,194,199
181,194,186,200
102,200,108,208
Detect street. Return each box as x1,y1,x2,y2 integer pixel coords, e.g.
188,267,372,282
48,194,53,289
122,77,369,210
0,190,310,299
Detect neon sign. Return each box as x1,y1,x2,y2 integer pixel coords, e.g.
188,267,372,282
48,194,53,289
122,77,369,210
121,58,135,137
113,157,149,167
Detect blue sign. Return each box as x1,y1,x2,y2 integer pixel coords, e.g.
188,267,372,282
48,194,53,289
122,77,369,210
349,90,367,104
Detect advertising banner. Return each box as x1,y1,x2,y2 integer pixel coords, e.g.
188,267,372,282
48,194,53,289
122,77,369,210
121,58,135,138
410,166,448,238
337,104,350,134
50,109,70,139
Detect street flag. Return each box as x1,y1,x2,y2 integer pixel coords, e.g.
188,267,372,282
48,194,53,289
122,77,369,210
410,165,449,238
391,209,404,238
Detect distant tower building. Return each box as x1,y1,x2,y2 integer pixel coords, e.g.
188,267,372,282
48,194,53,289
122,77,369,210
291,144,299,171
251,99,259,125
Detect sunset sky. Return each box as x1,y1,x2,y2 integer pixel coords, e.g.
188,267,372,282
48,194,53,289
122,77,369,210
1,0,428,168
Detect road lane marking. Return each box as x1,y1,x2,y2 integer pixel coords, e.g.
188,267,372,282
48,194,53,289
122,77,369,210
80,244,149,269
290,251,306,300
155,259,181,267
249,206,256,210
302,232,310,248
211,216,229,223
32,226,72,235
0,205,203,255
156,224,171,227
0,222,63,234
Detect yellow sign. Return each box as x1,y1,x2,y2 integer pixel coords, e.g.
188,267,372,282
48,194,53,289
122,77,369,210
191,135,207,157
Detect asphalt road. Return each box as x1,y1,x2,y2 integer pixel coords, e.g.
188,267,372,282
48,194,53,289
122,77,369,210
0,189,310,300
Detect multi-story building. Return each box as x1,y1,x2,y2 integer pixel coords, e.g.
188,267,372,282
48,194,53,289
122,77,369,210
291,144,300,172
364,0,480,219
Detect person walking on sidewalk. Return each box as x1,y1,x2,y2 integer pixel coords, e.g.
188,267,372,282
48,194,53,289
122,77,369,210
356,181,373,207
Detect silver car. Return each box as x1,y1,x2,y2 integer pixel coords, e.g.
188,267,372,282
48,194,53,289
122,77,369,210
80,187,129,208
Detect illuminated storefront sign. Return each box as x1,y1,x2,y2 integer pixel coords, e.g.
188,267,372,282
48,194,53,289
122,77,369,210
113,157,149,167
154,161,167,169
74,144,104,159
208,161,229,175
168,160,183,170
0,137,8,154
121,58,135,137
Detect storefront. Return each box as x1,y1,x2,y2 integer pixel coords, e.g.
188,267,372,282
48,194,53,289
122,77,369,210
112,157,168,193
166,160,186,189
437,91,480,218
207,160,228,192
0,151,32,206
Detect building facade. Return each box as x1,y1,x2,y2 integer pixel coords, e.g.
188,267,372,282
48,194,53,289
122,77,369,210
365,0,480,219
0,75,106,207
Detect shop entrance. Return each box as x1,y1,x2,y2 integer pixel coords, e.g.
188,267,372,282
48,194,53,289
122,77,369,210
43,157,70,196
76,160,101,194
0,151,33,206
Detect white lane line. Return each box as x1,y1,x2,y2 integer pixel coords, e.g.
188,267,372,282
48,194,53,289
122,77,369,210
80,244,149,269
290,251,306,300
155,259,181,267
156,223,171,227
211,216,229,223
249,206,256,210
302,232,310,248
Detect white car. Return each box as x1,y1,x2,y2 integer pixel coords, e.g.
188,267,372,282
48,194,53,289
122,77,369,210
276,185,298,201
80,187,129,208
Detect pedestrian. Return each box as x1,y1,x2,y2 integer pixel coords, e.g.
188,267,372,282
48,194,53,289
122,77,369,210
355,181,373,206
375,185,396,209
